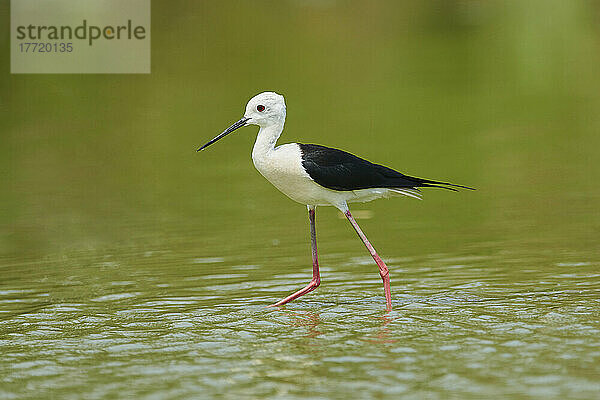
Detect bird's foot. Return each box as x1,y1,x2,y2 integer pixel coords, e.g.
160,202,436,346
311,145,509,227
266,278,320,308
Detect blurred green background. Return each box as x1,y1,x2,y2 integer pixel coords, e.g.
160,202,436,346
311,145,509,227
1,0,599,262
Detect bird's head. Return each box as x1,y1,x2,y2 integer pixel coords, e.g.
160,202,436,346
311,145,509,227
244,92,286,127
197,91,286,152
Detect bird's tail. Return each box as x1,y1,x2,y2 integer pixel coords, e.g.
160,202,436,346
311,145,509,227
402,176,475,192
389,188,423,200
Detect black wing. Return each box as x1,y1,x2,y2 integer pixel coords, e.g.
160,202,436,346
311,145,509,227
298,143,473,192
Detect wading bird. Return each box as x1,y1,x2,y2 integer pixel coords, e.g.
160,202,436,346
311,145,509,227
198,92,472,311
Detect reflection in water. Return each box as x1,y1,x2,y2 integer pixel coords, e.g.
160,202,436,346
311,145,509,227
283,309,323,339
362,315,397,344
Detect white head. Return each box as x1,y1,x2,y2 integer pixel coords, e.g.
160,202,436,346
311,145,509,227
244,92,286,128
198,91,286,151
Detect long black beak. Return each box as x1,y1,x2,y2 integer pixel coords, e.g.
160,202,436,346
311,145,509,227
197,117,250,152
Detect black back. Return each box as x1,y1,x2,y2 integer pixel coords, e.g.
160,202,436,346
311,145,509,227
298,143,472,192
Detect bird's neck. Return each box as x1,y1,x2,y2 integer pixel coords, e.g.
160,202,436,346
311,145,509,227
252,119,285,161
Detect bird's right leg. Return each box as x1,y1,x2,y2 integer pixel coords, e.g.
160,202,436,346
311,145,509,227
267,205,321,307
344,208,392,312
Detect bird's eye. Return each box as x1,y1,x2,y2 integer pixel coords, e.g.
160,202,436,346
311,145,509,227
257,105,265,112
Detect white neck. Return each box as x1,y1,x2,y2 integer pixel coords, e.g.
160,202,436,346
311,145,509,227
251,119,285,162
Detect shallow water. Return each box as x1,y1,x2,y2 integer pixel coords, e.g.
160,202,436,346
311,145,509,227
1,226,599,399
2,1,600,398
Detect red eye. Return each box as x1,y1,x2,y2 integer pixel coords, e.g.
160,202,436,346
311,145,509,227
257,105,265,112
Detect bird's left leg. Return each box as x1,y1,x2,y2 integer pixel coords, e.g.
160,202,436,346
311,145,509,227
344,208,392,312
268,205,321,307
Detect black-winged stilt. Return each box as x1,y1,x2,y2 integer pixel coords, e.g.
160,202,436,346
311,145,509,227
198,92,473,311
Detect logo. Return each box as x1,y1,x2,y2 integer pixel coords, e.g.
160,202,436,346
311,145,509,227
11,0,150,74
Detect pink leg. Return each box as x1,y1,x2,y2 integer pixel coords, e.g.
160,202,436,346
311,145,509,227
344,209,392,312
268,206,321,307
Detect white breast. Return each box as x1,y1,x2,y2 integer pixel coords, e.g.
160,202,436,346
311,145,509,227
252,143,339,207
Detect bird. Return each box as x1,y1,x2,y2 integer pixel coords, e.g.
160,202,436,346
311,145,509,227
198,91,473,311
